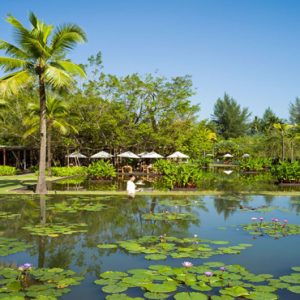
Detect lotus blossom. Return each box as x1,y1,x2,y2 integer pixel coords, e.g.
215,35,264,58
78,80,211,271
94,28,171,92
259,217,264,221
283,219,288,223
204,271,213,277
219,266,226,271
251,217,257,221
182,261,193,268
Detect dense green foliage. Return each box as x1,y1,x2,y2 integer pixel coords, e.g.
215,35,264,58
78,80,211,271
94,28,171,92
271,161,300,183
239,158,272,172
87,160,116,179
51,166,87,177
153,160,214,189
0,166,17,176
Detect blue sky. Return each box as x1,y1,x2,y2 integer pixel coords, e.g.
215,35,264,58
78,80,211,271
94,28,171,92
0,0,300,121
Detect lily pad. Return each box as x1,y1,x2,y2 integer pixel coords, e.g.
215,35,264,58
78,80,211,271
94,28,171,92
97,244,118,249
287,285,300,293
174,292,208,299
145,254,167,261
0,237,32,256
22,223,87,237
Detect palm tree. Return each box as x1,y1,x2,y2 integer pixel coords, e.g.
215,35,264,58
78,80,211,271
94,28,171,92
273,123,294,160
0,13,86,193
24,96,78,176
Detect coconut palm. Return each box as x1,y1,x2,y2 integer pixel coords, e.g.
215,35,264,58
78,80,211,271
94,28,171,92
273,123,294,160
24,96,78,176
0,13,86,193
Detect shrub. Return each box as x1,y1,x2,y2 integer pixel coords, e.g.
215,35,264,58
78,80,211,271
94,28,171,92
239,158,272,172
51,166,87,177
153,160,211,189
0,166,17,176
87,160,116,179
271,161,300,183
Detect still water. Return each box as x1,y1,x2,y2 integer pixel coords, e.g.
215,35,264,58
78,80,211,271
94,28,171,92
0,194,300,299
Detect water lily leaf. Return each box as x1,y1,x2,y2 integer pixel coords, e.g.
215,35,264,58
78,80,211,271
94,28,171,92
253,285,277,293
145,254,167,261
174,292,208,299
144,292,169,299
292,267,300,272
191,282,212,291
100,271,128,280
203,262,224,268
288,285,300,293
280,275,300,284
102,284,128,293
97,244,118,249
211,296,234,300
220,286,249,297
94,279,118,285
144,282,177,293
245,291,278,299
106,294,143,300
210,241,229,245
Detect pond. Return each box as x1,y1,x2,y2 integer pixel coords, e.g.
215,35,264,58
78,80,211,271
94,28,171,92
0,194,300,299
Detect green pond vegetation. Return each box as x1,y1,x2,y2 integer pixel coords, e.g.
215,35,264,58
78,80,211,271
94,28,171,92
22,223,88,237
97,235,252,260
0,265,84,299
0,237,32,256
95,262,300,299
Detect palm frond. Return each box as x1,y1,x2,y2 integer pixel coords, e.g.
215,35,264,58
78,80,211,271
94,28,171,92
0,57,30,72
44,65,74,88
0,40,29,59
21,36,51,60
23,119,39,138
29,12,53,46
54,60,86,77
50,24,87,55
0,70,33,96
6,14,27,33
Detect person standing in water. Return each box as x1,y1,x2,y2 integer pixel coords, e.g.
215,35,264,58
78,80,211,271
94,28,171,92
127,174,139,198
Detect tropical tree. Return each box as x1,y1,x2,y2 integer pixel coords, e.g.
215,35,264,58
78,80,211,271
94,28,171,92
24,96,78,176
0,13,86,193
212,93,251,139
289,97,300,124
273,123,294,160
261,107,282,133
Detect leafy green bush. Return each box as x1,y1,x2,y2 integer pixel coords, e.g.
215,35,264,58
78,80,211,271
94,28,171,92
153,160,212,189
87,160,116,179
51,166,87,177
239,158,271,171
271,161,300,183
0,166,17,175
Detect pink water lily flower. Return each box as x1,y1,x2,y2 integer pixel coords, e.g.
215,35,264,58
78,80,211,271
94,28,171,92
182,261,193,268
204,271,213,277
259,217,264,221
219,266,226,271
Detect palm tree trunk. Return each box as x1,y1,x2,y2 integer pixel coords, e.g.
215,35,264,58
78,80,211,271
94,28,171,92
47,123,52,176
36,74,47,194
282,134,284,161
